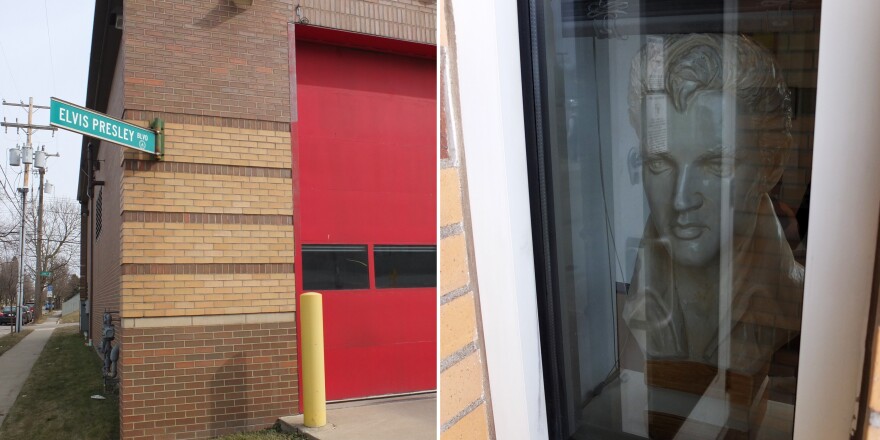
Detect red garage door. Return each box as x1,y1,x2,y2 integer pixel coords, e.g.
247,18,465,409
291,26,436,404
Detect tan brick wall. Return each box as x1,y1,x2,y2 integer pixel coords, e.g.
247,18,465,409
753,24,819,218
295,0,436,44
120,274,295,318
120,223,294,264
737,23,819,405
121,171,292,215
865,220,880,438
142,124,292,169
439,0,493,438
869,350,880,438
120,321,296,440
115,123,296,322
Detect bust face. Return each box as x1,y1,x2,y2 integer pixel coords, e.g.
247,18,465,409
641,91,767,267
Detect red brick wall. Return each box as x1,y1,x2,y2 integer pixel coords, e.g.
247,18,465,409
90,47,127,345
120,321,297,439
122,0,293,123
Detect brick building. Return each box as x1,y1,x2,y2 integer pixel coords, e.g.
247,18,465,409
77,1,436,438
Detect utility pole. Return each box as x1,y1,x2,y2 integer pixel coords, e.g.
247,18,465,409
16,100,32,334
1,98,56,332
35,157,45,320
34,146,58,321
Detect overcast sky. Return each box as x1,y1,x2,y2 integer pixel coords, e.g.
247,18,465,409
0,1,95,208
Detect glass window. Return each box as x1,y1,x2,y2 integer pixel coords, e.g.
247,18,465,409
522,2,818,438
95,187,103,239
301,245,369,290
374,245,437,288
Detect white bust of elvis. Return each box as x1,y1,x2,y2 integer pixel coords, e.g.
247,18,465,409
622,34,804,376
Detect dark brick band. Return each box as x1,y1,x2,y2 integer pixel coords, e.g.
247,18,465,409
124,159,292,179
122,211,292,226
121,263,294,276
123,110,290,132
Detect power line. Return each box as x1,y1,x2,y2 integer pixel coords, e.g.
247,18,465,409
42,0,58,95
0,42,20,97
0,166,22,216
1,99,56,332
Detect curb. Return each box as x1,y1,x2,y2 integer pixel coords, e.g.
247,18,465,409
275,418,323,440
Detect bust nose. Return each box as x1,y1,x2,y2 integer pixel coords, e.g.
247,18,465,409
673,164,703,212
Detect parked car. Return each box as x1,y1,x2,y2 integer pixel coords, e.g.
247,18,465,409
0,306,24,325
0,306,13,325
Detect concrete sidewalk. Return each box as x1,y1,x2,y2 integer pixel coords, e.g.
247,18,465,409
0,311,71,426
279,393,437,440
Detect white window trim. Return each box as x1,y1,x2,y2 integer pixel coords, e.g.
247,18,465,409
452,1,549,439
794,1,880,438
453,0,880,438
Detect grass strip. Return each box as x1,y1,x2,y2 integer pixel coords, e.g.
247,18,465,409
0,329,33,357
0,326,119,440
214,425,305,439
59,311,80,324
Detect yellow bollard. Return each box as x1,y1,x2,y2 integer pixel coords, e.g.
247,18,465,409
301,292,327,427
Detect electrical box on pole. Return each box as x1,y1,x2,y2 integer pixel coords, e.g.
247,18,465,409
34,150,46,169
8,148,20,166
20,146,32,165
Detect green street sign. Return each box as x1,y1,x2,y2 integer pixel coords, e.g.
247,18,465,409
40,271,50,277
49,97,157,154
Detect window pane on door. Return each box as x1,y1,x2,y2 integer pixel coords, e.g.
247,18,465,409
523,2,819,438
302,245,370,290
375,245,437,288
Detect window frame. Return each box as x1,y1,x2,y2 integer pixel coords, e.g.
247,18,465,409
451,0,880,438
452,0,549,438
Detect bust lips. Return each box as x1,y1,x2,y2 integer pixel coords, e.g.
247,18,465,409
671,223,706,240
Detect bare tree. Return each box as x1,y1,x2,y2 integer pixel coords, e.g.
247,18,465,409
0,217,24,308
26,197,80,317
51,272,79,306
0,257,17,306
0,190,80,318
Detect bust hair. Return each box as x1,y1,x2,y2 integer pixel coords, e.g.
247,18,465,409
628,34,792,186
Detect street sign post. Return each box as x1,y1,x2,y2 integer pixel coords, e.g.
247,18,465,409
49,97,160,155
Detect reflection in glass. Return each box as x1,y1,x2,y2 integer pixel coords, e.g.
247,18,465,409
621,34,803,439
302,245,370,290
527,3,818,439
375,245,437,288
